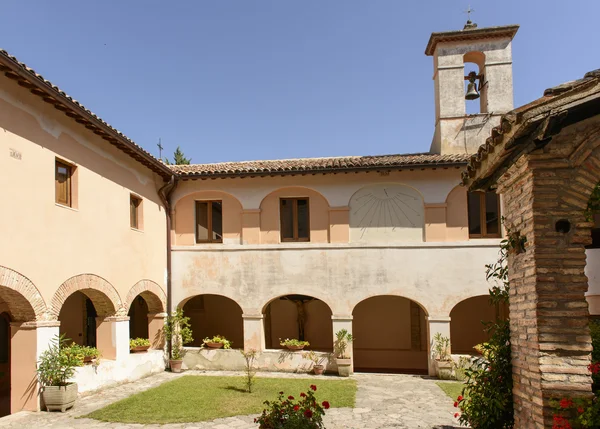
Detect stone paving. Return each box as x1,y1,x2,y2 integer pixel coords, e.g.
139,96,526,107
0,371,462,429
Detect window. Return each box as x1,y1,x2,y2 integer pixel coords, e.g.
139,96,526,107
280,198,310,242
130,195,142,229
468,191,501,238
55,159,72,206
195,201,223,243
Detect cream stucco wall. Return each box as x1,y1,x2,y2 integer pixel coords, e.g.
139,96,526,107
0,78,167,317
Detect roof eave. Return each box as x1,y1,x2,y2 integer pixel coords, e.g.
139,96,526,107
425,24,520,56
0,52,173,180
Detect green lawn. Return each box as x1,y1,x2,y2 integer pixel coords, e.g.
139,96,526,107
436,381,465,402
86,376,357,424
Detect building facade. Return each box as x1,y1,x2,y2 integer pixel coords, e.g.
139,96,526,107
11,20,597,418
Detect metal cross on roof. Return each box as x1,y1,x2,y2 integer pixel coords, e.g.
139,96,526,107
157,138,163,159
464,5,475,22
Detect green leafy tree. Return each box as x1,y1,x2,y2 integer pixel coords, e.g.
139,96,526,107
163,146,191,165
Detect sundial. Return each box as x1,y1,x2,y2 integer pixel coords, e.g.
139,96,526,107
349,184,424,242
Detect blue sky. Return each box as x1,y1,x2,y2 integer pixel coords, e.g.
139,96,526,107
0,1,597,164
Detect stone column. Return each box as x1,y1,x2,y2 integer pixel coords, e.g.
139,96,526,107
497,154,594,428
242,313,265,351
10,321,60,413
427,316,451,377
148,312,166,350
332,315,353,373
96,316,130,361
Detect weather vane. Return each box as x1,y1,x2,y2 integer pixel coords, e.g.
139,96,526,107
157,138,163,159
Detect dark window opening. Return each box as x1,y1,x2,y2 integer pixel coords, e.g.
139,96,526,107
196,201,223,243
280,198,310,242
468,191,500,238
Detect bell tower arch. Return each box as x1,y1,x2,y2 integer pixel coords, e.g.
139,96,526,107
425,22,519,155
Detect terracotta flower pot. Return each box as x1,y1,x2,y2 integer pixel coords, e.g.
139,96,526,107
170,359,183,373
205,342,224,349
130,345,150,353
285,345,305,351
42,383,77,412
83,356,93,363
313,364,325,375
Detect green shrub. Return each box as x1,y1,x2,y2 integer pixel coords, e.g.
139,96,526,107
130,338,151,349
62,342,100,365
203,335,232,349
280,338,310,348
37,335,82,386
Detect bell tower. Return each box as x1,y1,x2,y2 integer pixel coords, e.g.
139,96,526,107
425,21,519,154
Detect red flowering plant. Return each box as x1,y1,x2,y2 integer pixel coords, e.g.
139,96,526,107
549,394,600,429
254,384,330,428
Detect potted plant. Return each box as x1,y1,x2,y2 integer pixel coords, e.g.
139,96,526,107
130,338,151,353
203,335,232,349
433,333,453,379
334,329,354,377
164,308,194,373
37,335,81,412
62,343,100,364
303,350,329,375
280,338,310,351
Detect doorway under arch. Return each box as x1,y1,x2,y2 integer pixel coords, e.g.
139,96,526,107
58,291,98,347
0,312,10,417
450,295,505,354
352,295,428,373
182,294,243,348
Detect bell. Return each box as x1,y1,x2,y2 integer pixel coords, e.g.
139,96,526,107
465,81,480,100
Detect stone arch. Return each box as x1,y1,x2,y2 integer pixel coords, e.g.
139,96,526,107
463,51,487,114
348,183,425,243
181,294,244,348
259,186,331,244
352,294,429,373
124,280,166,314
449,294,505,354
350,293,429,316
173,189,244,245
0,266,46,322
50,274,122,319
262,294,333,351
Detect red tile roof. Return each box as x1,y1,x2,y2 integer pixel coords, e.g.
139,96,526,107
172,153,470,179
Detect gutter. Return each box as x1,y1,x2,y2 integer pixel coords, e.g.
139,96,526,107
158,175,178,363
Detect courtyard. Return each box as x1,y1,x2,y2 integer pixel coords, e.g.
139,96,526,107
0,371,460,429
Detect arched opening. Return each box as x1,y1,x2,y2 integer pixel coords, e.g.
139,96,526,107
182,294,243,348
352,295,428,373
463,51,487,115
263,295,333,351
0,312,10,417
59,291,98,347
450,295,506,354
0,281,40,415
128,296,149,340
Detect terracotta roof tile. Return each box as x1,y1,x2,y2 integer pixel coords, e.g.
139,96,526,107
172,153,470,178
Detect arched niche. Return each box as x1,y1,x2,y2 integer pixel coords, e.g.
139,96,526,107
445,185,469,241
349,184,424,243
449,295,505,354
259,187,330,244
174,190,243,245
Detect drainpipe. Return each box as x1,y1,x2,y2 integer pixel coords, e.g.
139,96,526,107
158,175,177,362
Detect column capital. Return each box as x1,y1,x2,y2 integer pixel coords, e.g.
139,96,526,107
331,315,353,321
242,313,264,320
428,316,451,323
11,320,61,329
99,316,130,323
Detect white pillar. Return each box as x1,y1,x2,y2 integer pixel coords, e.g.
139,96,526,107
97,316,130,361
586,249,600,315
428,316,451,376
332,315,353,373
36,322,60,360
242,314,265,351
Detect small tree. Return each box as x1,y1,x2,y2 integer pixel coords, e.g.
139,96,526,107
164,308,193,361
240,348,258,393
163,146,191,165
37,335,81,386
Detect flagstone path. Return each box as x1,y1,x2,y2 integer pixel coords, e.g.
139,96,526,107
0,371,462,429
